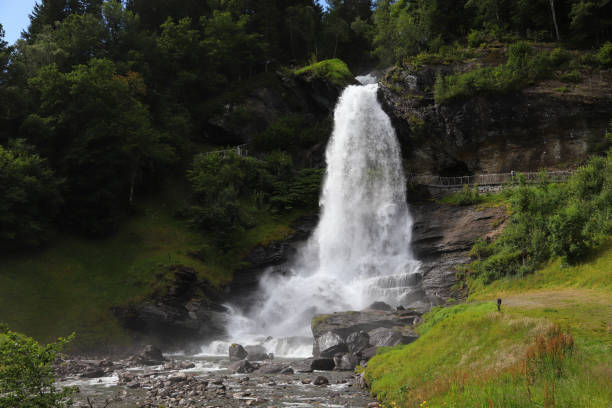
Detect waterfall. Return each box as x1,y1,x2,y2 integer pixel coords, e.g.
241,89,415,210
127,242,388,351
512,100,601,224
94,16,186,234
202,82,422,357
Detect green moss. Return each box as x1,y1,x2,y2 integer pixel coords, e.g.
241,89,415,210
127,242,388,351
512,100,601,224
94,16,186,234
294,59,354,88
311,314,331,331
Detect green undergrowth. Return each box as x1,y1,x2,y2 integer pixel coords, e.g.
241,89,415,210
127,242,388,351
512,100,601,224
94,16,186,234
364,240,612,408
293,58,354,88
0,183,307,350
469,240,612,297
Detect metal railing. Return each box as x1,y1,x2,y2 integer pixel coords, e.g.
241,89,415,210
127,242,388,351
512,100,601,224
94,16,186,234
406,170,574,187
202,144,248,158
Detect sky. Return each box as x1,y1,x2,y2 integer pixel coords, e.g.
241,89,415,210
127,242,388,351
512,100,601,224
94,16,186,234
1,0,38,44
0,0,329,46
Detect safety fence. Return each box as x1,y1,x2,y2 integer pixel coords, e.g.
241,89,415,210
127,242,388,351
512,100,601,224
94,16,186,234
406,170,574,187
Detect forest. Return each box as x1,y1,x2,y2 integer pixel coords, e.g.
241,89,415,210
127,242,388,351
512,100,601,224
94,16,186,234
1,0,611,251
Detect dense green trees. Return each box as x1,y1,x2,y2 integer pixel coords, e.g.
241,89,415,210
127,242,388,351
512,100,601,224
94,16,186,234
0,141,62,251
26,59,173,234
0,0,611,250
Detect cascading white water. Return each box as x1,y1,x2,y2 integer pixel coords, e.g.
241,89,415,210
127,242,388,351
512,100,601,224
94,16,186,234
202,82,422,357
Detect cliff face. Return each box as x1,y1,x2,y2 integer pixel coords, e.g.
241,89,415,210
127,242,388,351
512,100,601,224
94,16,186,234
378,65,612,175
410,202,507,303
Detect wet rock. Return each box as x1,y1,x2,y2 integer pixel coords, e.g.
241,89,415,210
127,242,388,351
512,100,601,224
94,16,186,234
132,345,166,366
320,343,349,358
314,331,344,357
301,378,312,384
311,358,335,371
368,327,404,347
313,376,329,386
366,301,393,311
229,359,255,374
245,345,270,361
335,353,359,371
346,331,371,355
280,367,294,374
360,346,379,361
229,344,248,362
80,366,105,378
257,363,285,374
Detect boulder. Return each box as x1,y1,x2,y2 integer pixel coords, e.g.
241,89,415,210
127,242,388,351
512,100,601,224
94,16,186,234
229,344,248,362
314,330,344,357
80,366,105,378
360,346,379,361
346,331,371,355
311,358,335,371
366,301,393,311
291,358,335,372
368,327,404,347
132,345,166,366
229,360,255,374
319,343,348,358
313,375,329,386
245,345,270,361
335,353,359,371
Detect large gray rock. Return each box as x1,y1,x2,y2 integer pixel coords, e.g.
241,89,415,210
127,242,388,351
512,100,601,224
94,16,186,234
245,345,270,361
335,353,359,371
346,331,371,355
131,345,166,366
229,344,248,362
291,358,335,372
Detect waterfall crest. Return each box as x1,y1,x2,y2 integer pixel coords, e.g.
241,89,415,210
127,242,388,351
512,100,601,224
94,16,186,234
204,83,421,356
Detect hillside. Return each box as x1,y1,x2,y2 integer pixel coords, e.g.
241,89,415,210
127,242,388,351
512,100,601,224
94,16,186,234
364,243,612,407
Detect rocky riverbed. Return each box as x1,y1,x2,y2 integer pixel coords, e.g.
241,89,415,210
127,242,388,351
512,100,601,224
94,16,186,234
56,349,378,408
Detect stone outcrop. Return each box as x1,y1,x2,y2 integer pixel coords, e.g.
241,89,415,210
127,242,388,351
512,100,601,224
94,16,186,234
410,202,507,303
378,64,612,175
310,304,421,370
113,266,228,351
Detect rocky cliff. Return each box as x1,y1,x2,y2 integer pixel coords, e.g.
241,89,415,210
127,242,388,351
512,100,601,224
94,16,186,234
378,63,612,175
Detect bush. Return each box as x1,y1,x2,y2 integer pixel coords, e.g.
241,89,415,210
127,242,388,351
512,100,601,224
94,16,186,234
0,325,76,407
597,41,612,67
0,140,63,251
252,115,330,152
434,41,555,104
467,154,612,283
440,184,483,205
467,29,487,47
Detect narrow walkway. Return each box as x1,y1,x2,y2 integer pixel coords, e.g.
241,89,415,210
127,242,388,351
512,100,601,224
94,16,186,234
406,170,573,187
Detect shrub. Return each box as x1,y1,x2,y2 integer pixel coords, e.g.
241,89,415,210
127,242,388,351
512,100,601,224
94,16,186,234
467,154,612,283
0,325,77,407
434,41,555,104
467,29,487,48
597,41,612,67
440,184,483,205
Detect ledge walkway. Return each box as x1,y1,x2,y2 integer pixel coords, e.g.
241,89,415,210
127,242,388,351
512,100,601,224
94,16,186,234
406,170,574,188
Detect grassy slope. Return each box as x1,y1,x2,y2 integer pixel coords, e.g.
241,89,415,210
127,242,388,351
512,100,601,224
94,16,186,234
0,184,306,350
364,242,612,408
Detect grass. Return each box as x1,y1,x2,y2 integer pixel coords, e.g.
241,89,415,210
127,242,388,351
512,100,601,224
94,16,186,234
294,58,354,88
364,238,612,407
0,183,308,351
